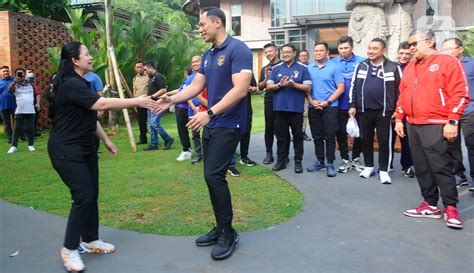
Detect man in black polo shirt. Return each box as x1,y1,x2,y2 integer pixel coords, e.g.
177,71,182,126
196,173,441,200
155,7,252,260
144,61,174,151
258,43,283,164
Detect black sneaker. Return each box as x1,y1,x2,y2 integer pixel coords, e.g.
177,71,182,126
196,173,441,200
227,165,240,177
163,137,174,150
402,167,416,178
211,228,239,260
272,161,286,171
294,160,303,173
239,157,257,166
143,144,159,151
195,227,221,247
191,156,202,164
263,153,274,165
136,139,147,145
456,174,469,187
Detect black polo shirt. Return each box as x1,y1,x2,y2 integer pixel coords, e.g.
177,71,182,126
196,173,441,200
259,60,283,100
147,72,166,96
48,73,101,159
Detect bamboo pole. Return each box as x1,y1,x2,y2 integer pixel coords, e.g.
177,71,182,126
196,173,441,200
105,0,137,152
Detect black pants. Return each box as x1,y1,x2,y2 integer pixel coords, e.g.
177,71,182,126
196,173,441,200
274,111,303,162
137,107,148,143
192,129,202,158
2,109,14,141
461,111,474,178
448,124,466,176
264,97,275,153
337,109,362,160
12,114,35,147
51,153,100,249
407,123,458,207
202,127,240,230
359,109,393,171
176,107,191,151
240,110,253,158
308,107,338,163
390,118,413,168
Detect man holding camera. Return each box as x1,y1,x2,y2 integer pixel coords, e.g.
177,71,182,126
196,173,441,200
6,68,41,153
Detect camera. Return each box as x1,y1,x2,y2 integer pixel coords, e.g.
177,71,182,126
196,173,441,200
16,71,24,78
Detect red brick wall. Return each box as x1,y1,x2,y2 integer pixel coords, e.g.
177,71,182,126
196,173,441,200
0,11,71,128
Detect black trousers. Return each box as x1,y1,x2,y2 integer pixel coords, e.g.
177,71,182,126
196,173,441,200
137,107,148,143
202,127,240,230
337,109,362,160
448,124,466,176
308,107,338,163
175,107,191,151
240,110,253,158
274,111,304,162
51,153,100,249
359,109,393,171
264,97,275,153
461,111,474,178
390,117,413,168
2,109,14,141
12,114,35,147
407,123,458,207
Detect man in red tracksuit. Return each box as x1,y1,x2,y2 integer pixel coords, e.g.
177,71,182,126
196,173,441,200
395,29,470,229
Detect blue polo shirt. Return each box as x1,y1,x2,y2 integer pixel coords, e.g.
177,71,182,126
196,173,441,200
176,73,195,109
461,55,474,113
0,76,16,111
308,60,344,107
330,54,365,110
198,35,253,131
84,72,104,93
268,61,312,113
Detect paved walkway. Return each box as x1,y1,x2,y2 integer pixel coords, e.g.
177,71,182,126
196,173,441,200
1,133,473,273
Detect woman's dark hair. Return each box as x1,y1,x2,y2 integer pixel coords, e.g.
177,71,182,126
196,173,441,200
49,41,83,119
184,66,193,76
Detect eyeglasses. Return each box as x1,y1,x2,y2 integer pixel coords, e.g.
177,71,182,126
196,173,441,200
408,38,432,48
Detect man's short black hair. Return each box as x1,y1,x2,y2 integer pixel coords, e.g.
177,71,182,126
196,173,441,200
144,61,156,69
15,67,25,73
1,65,10,70
201,6,226,27
281,43,296,52
398,41,411,51
370,38,387,49
263,43,277,50
314,42,329,51
299,49,309,54
338,36,354,47
443,37,463,47
135,60,144,65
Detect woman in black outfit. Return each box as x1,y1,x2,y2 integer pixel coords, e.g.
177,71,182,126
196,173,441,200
49,41,154,272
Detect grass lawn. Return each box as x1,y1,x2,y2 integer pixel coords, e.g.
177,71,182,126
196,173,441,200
0,94,303,236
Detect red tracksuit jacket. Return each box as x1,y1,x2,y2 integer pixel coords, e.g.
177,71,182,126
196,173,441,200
395,53,470,124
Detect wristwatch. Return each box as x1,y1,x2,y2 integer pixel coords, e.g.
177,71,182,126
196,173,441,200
207,109,214,118
448,119,459,125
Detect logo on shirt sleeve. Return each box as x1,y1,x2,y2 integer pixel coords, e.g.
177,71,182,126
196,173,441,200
218,55,226,66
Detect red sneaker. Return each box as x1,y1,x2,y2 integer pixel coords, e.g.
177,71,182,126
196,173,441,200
443,206,463,229
403,201,442,219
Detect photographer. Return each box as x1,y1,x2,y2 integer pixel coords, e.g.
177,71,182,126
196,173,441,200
7,68,41,153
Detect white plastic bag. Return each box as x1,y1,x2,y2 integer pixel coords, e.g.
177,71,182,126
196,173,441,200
346,116,360,138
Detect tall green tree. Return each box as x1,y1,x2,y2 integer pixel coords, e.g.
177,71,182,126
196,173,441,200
1,0,67,19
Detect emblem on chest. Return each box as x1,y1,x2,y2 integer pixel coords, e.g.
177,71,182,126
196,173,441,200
218,55,226,66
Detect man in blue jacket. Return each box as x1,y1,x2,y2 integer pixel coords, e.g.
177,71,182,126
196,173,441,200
0,66,16,144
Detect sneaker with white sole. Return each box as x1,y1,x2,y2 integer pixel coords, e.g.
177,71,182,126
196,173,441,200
61,247,85,272
403,201,442,219
379,171,392,184
7,146,17,154
338,159,352,173
351,157,365,172
28,145,36,152
79,239,115,254
359,167,375,179
176,150,192,161
443,205,463,229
